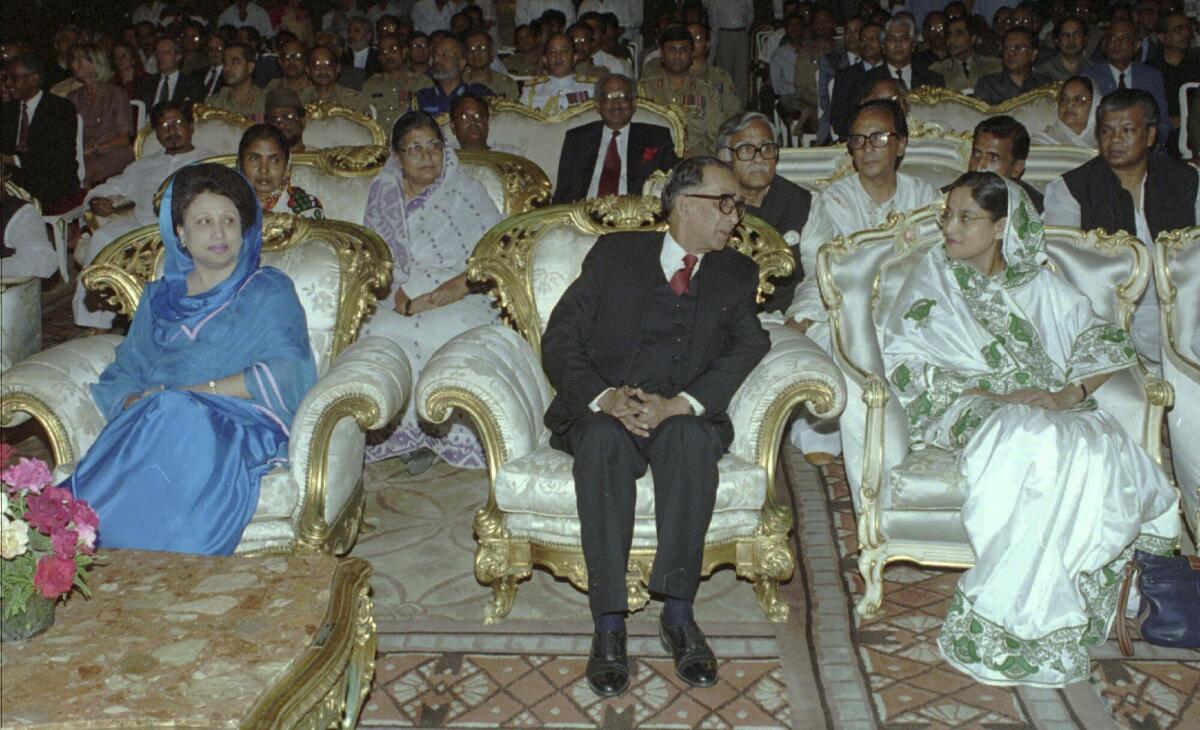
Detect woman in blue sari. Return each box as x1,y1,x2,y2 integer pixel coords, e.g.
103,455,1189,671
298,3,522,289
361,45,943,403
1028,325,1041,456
66,163,317,555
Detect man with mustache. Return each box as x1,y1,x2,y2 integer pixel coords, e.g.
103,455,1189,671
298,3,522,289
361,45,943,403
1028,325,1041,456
299,45,370,115
75,100,215,329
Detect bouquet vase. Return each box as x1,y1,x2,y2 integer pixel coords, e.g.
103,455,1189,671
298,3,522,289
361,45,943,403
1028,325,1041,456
0,594,56,643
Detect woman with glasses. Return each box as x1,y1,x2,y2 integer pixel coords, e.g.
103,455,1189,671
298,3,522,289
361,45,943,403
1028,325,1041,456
360,111,502,474
1031,75,1098,147
882,171,1178,686
785,99,939,461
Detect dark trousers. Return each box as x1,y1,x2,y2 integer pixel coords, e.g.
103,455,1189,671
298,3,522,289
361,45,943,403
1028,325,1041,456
553,411,724,618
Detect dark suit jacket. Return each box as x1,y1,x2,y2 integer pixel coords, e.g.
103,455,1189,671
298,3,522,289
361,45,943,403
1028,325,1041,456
134,71,206,111
342,48,381,77
191,65,225,99
552,122,679,204
337,66,368,91
0,93,79,207
541,231,770,443
1083,61,1171,144
832,62,945,139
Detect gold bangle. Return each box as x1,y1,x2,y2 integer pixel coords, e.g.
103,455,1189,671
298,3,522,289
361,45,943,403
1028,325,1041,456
208,379,218,394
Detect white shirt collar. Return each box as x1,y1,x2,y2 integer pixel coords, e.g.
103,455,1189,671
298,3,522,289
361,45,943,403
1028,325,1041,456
1109,63,1131,86
22,90,43,119
661,228,704,280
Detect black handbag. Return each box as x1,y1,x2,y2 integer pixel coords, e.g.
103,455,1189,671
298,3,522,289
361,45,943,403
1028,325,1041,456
1116,550,1200,656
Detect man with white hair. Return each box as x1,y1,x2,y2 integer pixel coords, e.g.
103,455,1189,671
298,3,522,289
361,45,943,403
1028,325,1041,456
857,16,944,101
715,111,810,314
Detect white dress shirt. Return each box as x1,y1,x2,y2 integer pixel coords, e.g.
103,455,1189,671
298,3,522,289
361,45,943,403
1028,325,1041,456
886,64,913,88
12,91,42,169
591,49,632,77
586,124,630,198
352,46,371,70
515,0,576,27
1109,63,1132,89
589,229,707,415
703,0,753,29
217,2,275,38
411,0,464,35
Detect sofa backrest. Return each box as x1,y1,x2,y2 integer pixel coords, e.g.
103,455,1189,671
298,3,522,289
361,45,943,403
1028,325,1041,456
908,84,1061,137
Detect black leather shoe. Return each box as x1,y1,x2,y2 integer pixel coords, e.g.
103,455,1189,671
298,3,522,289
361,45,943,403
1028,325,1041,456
586,629,630,697
659,618,718,688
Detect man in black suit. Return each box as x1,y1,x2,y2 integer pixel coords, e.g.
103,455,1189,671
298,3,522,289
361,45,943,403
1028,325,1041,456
192,34,226,100
830,20,885,140
542,157,770,697
341,16,381,77
135,37,205,112
552,74,679,204
1,54,79,212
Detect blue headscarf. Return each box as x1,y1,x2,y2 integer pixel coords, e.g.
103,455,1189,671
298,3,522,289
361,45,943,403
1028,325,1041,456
151,169,264,327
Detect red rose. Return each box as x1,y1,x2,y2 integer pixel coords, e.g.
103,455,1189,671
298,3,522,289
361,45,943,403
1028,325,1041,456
25,486,73,535
34,555,76,600
642,146,660,163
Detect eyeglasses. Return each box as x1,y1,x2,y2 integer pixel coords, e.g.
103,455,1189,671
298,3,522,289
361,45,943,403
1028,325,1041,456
1002,44,1034,53
399,140,444,157
937,208,994,229
685,193,746,218
454,111,485,123
598,91,632,101
155,118,189,131
725,142,780,161
267,112,300,123
310,60,337,68
846,131,897,150
1058,93,1091,105
466,44,490,52
281,52,305,61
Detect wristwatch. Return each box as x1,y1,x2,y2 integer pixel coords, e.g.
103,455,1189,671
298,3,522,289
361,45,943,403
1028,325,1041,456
208,380,218,394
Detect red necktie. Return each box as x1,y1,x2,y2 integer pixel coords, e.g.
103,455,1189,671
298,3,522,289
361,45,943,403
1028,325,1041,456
597,129,621,197
16,102,29,153
669,254,698,296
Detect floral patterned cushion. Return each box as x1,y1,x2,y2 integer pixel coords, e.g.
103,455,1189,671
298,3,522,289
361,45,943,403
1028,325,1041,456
530,227,595,332
1,277,41,371
883,446,966,511
262,239,341,374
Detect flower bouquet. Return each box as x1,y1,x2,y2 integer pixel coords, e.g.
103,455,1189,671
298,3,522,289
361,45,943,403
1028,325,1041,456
0,444,99,642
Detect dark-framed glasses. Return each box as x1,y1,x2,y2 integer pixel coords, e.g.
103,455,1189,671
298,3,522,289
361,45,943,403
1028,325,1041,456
686,193,746,218
846,131,897,150
725,141,780,161
937,208,994,229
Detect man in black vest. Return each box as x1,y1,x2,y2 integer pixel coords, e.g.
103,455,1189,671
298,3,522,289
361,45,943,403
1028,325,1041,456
1045,88,1200,360
542,157,770,698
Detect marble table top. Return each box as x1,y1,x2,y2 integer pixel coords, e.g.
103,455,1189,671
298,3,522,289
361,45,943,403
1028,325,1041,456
1,551,345,727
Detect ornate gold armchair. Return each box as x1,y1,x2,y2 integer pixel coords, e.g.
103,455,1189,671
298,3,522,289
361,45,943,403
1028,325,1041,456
300,101,386,148
180,146,549,224
908,84,1061,137
1155,225,1200,536
438,98,686,191
0,214,413,555
817,205,1169,615
414,197,847,623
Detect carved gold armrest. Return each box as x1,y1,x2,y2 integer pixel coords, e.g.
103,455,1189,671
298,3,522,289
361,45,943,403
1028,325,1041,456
416,324,553,480
289,336,412,547
0,337,122,466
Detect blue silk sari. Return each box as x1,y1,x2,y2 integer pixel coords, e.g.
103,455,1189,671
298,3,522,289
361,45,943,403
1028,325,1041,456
66,173,317,555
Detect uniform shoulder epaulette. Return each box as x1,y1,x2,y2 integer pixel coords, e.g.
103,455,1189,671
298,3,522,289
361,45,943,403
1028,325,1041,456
526,75,551,86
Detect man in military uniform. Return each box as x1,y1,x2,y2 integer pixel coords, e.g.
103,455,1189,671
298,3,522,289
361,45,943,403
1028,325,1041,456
265,38,312,96
638,25,724,157
568,23,610,79
363,33,430,134
207,42,267,122
504,24,542,76
463,29,520,100
300,45,371,115
931,15,1001,92
521,33,596,113
643,23,738,119
415,36,493,115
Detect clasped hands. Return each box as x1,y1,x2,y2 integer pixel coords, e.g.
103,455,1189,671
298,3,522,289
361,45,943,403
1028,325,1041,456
394,273,469,316
966,383,1085,412
598,386,693,438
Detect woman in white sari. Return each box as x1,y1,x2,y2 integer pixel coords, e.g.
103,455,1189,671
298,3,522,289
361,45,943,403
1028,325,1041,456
362,111,502,473
1030,75,1098,147
881,172,1179,687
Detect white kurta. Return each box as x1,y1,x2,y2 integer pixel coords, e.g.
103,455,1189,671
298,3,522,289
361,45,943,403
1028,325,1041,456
2,203,57,279
74,146,216,329
882,186,1179,687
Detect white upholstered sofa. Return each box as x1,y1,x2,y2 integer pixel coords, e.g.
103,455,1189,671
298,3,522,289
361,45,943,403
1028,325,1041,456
817,204,1173,614
0,213,412,555
414,196,847,623
0,182,43,372
908,84,1061,137
1154,225,1200,536
134,103,385,159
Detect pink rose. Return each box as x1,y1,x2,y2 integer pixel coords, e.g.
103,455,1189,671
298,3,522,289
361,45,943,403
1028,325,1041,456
33,555,76,600
70,500,99,530
51,527,79,559
2,457,53,495
75,523,97,554
24,486,73,535
0,443,15,468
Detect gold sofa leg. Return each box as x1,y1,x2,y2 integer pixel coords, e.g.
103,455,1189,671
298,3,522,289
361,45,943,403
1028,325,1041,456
855,545,886,617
